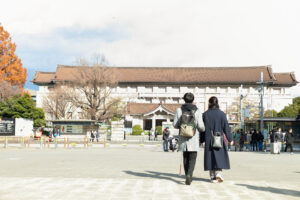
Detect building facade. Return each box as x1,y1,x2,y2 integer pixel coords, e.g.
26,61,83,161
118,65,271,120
32,65,298,133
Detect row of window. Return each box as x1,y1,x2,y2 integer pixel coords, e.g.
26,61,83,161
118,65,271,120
114,86,285,94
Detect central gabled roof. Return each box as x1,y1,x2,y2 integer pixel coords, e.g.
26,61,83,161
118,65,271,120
32,65,298,86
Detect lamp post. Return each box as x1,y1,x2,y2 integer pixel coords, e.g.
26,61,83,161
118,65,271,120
257,72,265,134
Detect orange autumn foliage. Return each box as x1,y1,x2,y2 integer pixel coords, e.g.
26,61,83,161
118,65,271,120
0,23,27,88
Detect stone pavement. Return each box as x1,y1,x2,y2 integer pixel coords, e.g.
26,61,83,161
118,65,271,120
0,147,299,200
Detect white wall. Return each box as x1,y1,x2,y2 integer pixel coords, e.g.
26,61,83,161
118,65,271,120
14,118,34,136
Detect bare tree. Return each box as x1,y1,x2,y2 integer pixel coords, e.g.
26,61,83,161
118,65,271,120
0,80,20,101
69,59,124,121
42,85,75,119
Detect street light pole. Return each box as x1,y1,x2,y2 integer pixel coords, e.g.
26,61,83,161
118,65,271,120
240,85,244,131
258,72,264,133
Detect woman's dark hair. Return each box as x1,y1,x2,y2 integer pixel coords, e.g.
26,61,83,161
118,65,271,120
183,93,194,103
208,96,219,109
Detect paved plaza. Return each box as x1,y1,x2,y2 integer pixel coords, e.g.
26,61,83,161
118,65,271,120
0,146,299,200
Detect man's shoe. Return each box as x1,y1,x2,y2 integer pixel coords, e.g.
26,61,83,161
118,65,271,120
185,175,192,185
211,178,218,183
216,175,224,183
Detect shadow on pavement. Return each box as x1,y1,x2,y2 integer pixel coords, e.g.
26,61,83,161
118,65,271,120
236,184,300,198
123,170,210,184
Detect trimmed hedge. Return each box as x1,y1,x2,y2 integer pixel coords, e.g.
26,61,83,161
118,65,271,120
132,124,143,135
155,126,162,135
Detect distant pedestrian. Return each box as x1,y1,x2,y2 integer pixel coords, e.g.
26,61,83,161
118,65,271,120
154,129,158,141
240,130,245,151
96,131,100,142
173,92,205,185
90,131,95,142
258,131,264,151
202,96,233,183
233,130,241,151
252,130,258,151
148,130,151,141
162,127,170,152
284,128,294,154
247,131,252,151
275,127,283,154
270,129,276,154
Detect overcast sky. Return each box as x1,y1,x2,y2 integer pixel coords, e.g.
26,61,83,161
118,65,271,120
1,0,300,95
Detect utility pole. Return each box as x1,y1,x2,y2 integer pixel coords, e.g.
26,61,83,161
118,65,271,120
257,72,265,133
240,84,246,131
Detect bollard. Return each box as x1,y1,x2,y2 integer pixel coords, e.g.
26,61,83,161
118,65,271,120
44,137,46,148
55,138,58,149
28,136,30,148
5,136,8,148
40,137,44,149
21,137,25,149
64,137,66,148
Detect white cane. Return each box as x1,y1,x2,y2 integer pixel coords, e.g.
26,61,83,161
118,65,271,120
179,152,183,176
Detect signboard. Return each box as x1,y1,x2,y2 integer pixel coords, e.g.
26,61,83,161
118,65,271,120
0,119,15,136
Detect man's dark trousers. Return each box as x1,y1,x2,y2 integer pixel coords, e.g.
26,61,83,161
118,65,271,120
183,152,197,177
285,144,293,152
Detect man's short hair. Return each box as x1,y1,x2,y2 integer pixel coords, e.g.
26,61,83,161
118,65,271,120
183,93,194,103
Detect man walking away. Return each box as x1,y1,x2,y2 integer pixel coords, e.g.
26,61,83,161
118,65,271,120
284,128,294,154
162,127,170,152
173,93,205,185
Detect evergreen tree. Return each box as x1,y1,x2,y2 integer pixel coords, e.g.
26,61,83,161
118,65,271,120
0,93,45,127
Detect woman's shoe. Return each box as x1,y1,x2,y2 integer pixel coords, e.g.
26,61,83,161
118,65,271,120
216,175,224,183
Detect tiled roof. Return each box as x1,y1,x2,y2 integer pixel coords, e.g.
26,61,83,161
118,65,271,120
273,73,298,86
32,65,298,86
127,103,180,115
32,72,56,84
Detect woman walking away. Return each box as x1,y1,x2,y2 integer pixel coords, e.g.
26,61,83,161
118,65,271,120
173,93,205,185
202,96,233,183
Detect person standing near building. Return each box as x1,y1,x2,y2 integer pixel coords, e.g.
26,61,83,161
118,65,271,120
247,131,252,151
240,130,245,151
148,130,151,141
162,127,170,152
284,128,294,154
275,127,283,154
252,130,258,152
154,129,158,141
96,131,100,143
233,130,241,151
202,96,233,183
173,93,205,185
270,129,276,154
258,131,264,151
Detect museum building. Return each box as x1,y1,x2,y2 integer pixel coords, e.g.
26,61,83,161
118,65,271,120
32,65,297,133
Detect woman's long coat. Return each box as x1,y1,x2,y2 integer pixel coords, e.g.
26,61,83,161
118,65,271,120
203,108,232,171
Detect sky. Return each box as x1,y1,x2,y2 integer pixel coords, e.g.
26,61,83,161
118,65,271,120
1,0,300,96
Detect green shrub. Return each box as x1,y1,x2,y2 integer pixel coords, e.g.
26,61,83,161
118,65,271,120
155,126,162,135
132,125,143,135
